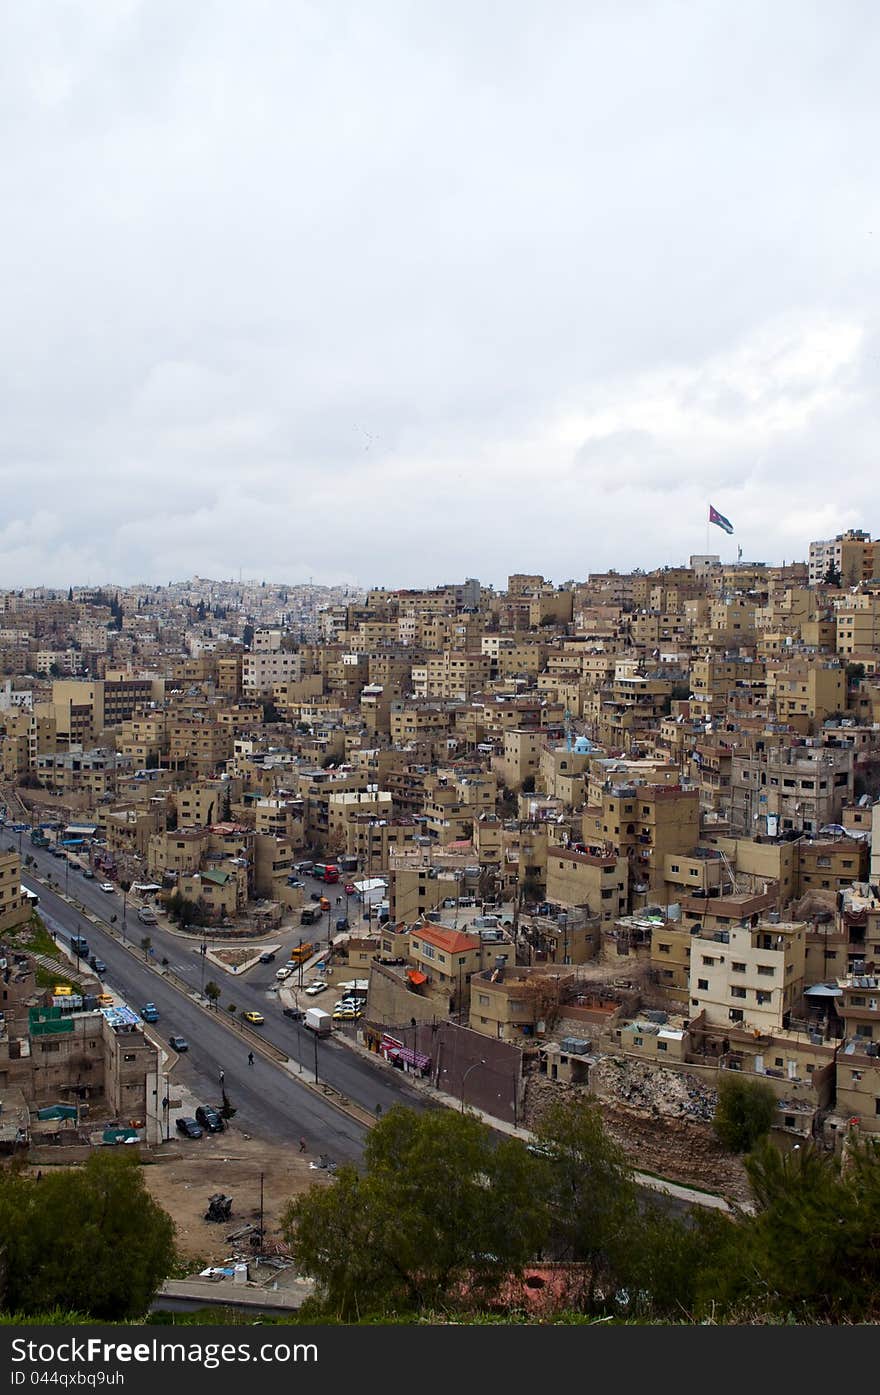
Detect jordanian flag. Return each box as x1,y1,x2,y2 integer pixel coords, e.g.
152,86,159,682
709,504,734,534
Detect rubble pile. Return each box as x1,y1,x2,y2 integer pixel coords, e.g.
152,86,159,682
590,1055,717,1121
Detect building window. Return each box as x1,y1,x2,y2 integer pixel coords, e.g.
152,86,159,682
730,986,747,999
757,965,775,977
697,978,709,990
732,962,746,973
702,956,716,966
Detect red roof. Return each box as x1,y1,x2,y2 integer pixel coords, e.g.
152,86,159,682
412,924,480,955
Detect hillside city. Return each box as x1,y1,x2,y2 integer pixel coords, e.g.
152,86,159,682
2,527,880,1312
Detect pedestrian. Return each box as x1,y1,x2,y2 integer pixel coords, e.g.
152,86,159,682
299,1137,306,1153
219,1069,225,1086
248,1051,254,1067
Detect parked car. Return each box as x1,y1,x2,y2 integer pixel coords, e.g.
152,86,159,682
89,957,107,975
176,1117,203,1139
335,916,349,932
141,1003,159,1023
259,951,276,964
82,868,95,879
169,1035,189,1052
282,1006,304,1021
195,1105,225,1133
304,981,327,997
242,1010,265,1025
99,882,114,893
332,1005,358,1020
275,966,292,981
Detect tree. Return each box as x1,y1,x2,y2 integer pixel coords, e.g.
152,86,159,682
283,1105,549,1319
205,980,221,1009
533,1097,639,1311
823,561,842,587
0,1150,176,1319
140,936,152,960
713,1073,777,1153
521,775,536,793
695,1137,880,1321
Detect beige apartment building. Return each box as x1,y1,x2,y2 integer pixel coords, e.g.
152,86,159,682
0,851,29,934
545,847,628,920
688,919,806,1032
835,972,880,1133
730,743,854,837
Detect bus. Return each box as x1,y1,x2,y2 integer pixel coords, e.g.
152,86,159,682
313,863,339,884
288,940,314,964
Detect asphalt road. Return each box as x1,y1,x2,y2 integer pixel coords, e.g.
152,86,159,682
19,845,428,1138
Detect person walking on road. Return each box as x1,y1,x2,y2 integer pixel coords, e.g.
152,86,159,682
299,1137,307,1153
247,1051,254,1068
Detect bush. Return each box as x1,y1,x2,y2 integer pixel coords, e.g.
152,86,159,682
713,1073,777,1153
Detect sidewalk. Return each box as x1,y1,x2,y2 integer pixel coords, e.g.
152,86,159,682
316,1013,737,1213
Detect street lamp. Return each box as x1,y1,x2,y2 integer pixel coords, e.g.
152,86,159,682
200,940,208,996
460,1058,487,1113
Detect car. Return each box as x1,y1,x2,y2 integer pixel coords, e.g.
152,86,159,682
259,951,276,964
195,1105,225,1133
282,1006,304,1021
50,847,65,858
309,892,321,902
169,1035,189,1052
141,1004,159,1023
89,957,107,976
176,1117,203,1139
343,883,356,895
82,868,95,879
100,883,114,893
335,916,349,932
304,981,327,996
332,1006,358,1020
275,966,292,981
242,1010,265,1025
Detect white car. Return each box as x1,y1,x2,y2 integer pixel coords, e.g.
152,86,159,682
100,883,115,893
275,966,292,980
304,981,328,997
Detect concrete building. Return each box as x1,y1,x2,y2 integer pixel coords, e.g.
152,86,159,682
688,919,806,1032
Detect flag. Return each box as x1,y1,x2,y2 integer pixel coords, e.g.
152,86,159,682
709,504,734,535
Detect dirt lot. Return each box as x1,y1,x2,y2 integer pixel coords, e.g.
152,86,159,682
142,1129,333,1265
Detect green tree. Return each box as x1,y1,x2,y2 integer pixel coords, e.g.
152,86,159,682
695,1137,880,1321
0,1151,176,1319
533,1097,638,1312
140,935,152,960
823,561,842,587
204,980,221,1009
283,1106,549,1319
713,1073,777,1153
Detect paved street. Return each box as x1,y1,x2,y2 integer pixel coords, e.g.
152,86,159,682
20,845,428,1144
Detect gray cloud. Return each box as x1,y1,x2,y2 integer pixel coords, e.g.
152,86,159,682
1,0,879,588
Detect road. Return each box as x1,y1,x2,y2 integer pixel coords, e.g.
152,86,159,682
19,845,428,1142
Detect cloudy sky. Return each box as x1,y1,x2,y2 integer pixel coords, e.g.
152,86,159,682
2,0,879,590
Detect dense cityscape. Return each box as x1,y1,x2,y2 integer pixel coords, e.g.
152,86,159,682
1,525,879,1321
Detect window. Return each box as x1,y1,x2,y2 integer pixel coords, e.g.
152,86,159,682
730,986,747,999
755,991,771,1005
729,1009,744,1023
657,1040,668,1052
697,978,709,991
785,1116,796,1129
670,863,679,873
478,994,489,1006
658,943,671,955
757,965,774,977
702,955,716,966
732,962,746,973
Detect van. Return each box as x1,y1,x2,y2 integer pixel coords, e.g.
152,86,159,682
70,935,90,958
294,861,314,875
300,907,319,926
137,907,158,925
319,896,331,913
